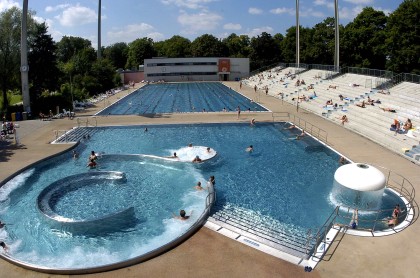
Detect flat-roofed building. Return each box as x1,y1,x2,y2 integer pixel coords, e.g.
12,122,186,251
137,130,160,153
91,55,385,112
144,57,249,82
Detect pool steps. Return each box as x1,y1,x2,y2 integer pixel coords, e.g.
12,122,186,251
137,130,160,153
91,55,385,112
209,206,317,259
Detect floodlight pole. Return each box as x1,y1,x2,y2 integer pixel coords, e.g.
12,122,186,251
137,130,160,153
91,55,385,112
21,0,30,114
296,0,300,112
334,0,340,73
97,0,102,59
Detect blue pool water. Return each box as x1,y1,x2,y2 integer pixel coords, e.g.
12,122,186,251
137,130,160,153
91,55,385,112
97,82,268,115
0,123,404,270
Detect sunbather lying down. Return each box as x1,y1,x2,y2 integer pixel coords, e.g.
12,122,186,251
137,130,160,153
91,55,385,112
380,107,396,113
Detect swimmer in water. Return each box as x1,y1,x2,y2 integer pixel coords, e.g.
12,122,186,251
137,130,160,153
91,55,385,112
194,181,204,190
246,145,254,152
173,210,191,220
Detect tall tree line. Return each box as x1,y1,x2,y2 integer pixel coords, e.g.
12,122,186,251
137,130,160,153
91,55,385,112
0,1,418,115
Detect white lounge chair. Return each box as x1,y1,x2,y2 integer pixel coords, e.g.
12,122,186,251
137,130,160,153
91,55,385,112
63,109,75,117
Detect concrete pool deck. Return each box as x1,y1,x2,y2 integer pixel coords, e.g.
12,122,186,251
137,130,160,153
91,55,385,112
0,82,419,278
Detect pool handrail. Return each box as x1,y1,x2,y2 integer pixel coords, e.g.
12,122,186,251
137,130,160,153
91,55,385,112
271,112,329,144
331,164,416,233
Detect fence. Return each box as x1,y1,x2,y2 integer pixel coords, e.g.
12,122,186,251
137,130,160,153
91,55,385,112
393,73,420,85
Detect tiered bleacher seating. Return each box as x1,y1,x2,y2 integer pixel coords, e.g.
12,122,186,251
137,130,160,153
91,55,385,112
244,68,420,163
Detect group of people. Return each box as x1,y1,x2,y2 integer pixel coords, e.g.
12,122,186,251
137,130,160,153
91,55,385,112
174,176,216,220
295,79,306,86
39,110,54,121
0,221,9,252
390,118,412,135
1,121,15,139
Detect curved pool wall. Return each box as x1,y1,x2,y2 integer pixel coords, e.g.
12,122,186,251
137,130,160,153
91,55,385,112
0,147,215,273
1,199,215,275
0,123,412,273
96,82,269,115
37,171,138,236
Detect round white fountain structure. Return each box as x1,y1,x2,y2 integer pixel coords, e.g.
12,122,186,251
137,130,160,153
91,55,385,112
332,163,386,210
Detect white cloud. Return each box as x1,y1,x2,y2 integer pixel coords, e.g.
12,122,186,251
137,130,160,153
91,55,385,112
107,23,164,44
178,11,222,34
313,0,334,9
374,6,392,16
248,7,263,15
343,0,373,4
223,23,241,31
300,8,325,18
247,26,274,38
270,7,294,15
339,6,363,20
55,4,99,27
0,0,19,12
161,0,218,10
45,4,70,13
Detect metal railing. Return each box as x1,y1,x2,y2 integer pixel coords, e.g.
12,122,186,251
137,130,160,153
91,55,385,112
271,113,328,144
77,117,97,127
53,130,71,142
249,62,287,76
331,164,415,233
271,112,290,121
392,73,420,85
306,206,339,258
342,67,394,79
288,114,328,144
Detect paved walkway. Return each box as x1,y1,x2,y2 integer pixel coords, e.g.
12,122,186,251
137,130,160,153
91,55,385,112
0,82,419,278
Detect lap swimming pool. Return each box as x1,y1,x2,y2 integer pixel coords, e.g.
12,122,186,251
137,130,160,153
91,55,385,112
97,82,268,115
0,122,406,272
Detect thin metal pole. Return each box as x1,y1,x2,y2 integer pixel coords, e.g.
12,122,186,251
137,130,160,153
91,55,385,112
296,0,300,69
21,0,30,114
296,0,300,112
334,0,339,72
97,0,102,59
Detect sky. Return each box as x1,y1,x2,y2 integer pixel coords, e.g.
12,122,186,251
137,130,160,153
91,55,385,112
0,0,404,48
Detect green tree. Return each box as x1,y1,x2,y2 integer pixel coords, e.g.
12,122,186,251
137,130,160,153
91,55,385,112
306,17,336,65
0,7,22,113
91,58,117,93
72,47,96,75
190,34,227,57
222,33,251,58
341,7,388,69
56,36,92,64
126,37,156,69
273,33,285,62
28,22,60,103
281,26,297,63
386,0,420,74
103,42,128,69
158,35,192,58
249,32,280,70
0,7,39,114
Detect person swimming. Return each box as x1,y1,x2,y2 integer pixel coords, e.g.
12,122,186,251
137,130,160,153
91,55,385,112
87,158,97,168
192,156,202,163
173,209,191,220
246,145,254,152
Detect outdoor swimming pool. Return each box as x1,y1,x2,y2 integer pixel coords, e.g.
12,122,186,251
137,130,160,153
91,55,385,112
0,123,406,272
97,82,268,115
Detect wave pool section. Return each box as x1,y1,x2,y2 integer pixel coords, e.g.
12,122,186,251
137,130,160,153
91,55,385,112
0,123,409,273
96,82,268,115
0,152,215,273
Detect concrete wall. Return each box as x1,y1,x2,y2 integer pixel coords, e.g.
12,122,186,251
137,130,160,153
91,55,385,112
120,71,144,84
144,57,249,82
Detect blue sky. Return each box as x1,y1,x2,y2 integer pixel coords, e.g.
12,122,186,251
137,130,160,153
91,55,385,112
1,0,404,47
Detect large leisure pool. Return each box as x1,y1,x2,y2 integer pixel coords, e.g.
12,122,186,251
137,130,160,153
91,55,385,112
97,82,268,115
0,122,405,272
